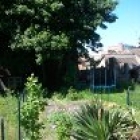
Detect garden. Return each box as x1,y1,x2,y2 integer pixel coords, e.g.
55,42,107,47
0,0,140,139
0,75,140,140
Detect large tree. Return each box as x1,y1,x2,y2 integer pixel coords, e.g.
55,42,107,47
0,0,118,90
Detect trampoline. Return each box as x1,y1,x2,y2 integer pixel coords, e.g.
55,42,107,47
90,65,116,91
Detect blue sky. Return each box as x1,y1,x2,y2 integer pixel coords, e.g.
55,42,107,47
97,0,140,48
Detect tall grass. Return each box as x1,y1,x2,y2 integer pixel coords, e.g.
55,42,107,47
0,85,140,140
127,84,140,109
0,92,18,140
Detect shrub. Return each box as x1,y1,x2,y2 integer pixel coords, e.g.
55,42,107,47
49,111,73,140
66,87,84,101
66,92,82,101
52,92,65,100
72,101,137,140
20,74,46,140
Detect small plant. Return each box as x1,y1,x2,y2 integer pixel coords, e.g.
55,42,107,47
20,74,46,140
52,92,65,100
66,87,83,101
66,92,81,101
49,111,73,140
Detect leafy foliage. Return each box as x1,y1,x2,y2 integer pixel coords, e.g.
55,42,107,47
49,111,73,140
0,0,118,63
20,74,46,140
0,0,118,89
72,101,137,140
66,87,92,101
0,92,18,140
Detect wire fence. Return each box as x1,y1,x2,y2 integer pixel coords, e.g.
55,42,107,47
90,83,140,109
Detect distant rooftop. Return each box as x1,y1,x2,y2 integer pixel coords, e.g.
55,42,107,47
130,47,140,56
107,43,138,55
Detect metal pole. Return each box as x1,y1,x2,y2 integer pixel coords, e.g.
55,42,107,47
1,118,5,140
114,66,116,86
22,90,25,102
105,67,106,93
93,66,95,92
126,87,130,105
18,94,21,140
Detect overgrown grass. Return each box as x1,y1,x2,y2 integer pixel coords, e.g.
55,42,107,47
52,85,140,110
0,92,18,140
51,85,140,124
52,88,94,102
94,92,127,106
95,84,140,109
0,84,140,140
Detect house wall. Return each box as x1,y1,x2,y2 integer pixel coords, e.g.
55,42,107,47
115,63,130,83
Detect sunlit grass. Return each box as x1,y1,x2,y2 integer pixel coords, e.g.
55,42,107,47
0,94,18,140
0,84,140,140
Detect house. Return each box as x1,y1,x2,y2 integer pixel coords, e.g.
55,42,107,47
77,46,140,89
77,53,114,89
129,47,140,63
77,56,90,86
89,54,139,89
105,54,139,83
104,46,140,84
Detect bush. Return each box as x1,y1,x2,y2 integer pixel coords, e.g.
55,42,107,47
66,87,91,101
52,92,65,100
20,74,46,140
72,101,138,140
49,111,73,140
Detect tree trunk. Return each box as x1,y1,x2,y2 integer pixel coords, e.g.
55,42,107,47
42,61,47,87
0,78,7,91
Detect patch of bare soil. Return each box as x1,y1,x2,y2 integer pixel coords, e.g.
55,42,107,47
45,100,118,115
46,100,87,115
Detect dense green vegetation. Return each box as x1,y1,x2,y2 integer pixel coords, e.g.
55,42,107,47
0,84,140,140
0,0,118,90
72,102,137,140
20,74,46,140
1,1,140,140
0,92,18,139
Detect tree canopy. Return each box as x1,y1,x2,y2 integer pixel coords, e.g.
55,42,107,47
0,0,118,62
0,0,118,89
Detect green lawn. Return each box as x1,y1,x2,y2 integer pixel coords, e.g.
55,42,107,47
93,92,127,106
94,85,140,109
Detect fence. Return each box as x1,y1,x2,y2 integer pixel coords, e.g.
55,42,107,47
8,77,23,90
0,91,26,140
90,83,140,109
